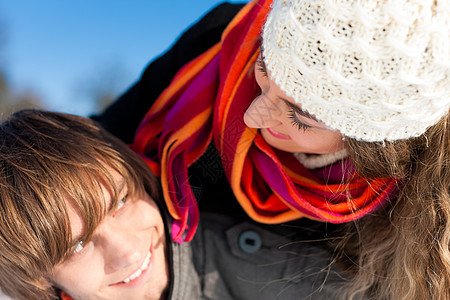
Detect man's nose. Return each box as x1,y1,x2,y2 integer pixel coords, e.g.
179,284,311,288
100,226,144,274
244,93,282,128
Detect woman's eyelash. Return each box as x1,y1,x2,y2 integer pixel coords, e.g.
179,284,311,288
256,58,268,77
288,110,311,132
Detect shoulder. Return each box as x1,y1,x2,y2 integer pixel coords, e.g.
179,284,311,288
192,213,346,300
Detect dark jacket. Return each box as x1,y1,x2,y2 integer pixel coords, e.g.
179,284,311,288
169,211,344,300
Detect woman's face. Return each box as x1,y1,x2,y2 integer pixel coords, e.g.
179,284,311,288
50,172,168,300
244,54,345,154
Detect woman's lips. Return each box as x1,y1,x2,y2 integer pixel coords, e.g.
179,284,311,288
266,128,291,140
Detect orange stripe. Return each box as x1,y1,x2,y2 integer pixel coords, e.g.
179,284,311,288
294,179,386,214
218,1,273,150
222,0,258,39
229,127,305,223
283,164,322,185
161,107,213,219
219,52,259,152
297,179,368,193
147,44,221,115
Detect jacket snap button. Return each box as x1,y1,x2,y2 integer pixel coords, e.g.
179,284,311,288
238,230,262,254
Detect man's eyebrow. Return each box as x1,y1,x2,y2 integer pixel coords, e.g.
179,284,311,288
107,178,127,212
279,98,318,121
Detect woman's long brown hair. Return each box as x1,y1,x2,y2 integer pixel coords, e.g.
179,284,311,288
334,112,450,299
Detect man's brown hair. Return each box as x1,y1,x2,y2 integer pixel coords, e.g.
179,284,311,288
0,109,160,300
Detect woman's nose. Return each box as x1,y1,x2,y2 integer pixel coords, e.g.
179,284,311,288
100,226,143,273
244,93,283,128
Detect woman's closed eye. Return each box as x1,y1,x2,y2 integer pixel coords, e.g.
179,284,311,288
256,56,268,77
288,109,312,132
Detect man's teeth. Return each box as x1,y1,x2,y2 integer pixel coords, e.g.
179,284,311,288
123,252,151,283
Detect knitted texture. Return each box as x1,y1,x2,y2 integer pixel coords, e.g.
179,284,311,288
262,0,449,142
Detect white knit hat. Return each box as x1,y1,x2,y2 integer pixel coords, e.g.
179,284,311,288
262,0,449,142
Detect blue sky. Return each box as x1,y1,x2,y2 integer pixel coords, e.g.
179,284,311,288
0,1,248,116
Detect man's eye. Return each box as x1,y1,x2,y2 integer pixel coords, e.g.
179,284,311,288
72,241,85,254
117,198,125,210
113,194,129,216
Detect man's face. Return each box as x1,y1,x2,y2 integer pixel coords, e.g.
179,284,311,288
50,172,169,300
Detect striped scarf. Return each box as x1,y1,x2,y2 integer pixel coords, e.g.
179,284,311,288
132,0,398,242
